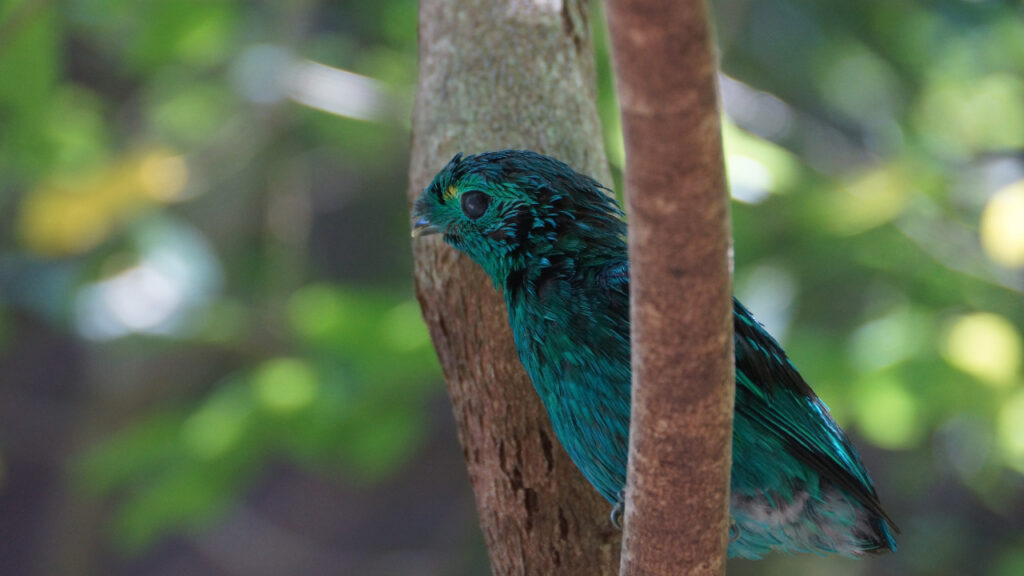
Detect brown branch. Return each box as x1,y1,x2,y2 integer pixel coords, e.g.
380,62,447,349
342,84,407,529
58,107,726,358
605,0,734,575
408,0,621,574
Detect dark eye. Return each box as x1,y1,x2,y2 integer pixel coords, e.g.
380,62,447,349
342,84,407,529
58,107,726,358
460,191,490,220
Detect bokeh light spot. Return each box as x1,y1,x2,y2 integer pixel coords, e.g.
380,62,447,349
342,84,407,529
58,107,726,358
722,120,800,200
998,390,1024,474
727,154,774,204
287,284,345,342
381,300,430,352
253,358,318,414
942,312,1022,386
18,190,110,256
17,149,188,257
139,151,189,202
824,163,911,235
981,180,1024,268
854,376,922,450
849,306,928,373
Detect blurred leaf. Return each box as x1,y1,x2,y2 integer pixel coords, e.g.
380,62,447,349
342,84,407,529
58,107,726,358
148,79,237,146
46,86,112,172
182,378,254,460
379,0,417,48
816,162,914,235
997,390,1024,475
815,39,902,128
993,546,1024,576
287,283,439,383
287,283,350,344
848,304,932,374
130,1,236,70
336,400,425,483
914,73,1024,157
356,45,414,86
379,299,431,352
78,412,186,495
253,357,319,415
0,1,58,175
112,464,243,552
17,149,188,256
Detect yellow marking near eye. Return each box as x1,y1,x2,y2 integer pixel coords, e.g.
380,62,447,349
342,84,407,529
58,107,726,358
444,185,459,201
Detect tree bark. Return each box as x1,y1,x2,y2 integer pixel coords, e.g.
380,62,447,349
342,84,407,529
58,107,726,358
605,0,734,575
408,1,621,574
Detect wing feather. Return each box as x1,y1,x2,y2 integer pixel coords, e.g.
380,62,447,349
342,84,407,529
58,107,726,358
733,299,898,531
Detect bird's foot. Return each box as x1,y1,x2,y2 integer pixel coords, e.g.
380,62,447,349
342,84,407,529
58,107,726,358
729,518,742,543
610,490,625,530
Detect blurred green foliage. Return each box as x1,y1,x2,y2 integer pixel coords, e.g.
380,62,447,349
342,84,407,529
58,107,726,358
1,0,1024,575
76,287,437,551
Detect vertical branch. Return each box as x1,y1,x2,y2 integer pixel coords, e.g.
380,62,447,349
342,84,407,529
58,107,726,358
408,0,622,574
605,0,734,575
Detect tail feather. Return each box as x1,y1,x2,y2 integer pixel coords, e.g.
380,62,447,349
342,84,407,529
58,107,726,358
729,481,897,558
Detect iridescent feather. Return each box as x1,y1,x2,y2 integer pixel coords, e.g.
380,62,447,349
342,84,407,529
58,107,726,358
412,150,897,558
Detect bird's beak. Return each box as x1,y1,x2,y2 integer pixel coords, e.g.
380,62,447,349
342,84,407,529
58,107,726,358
411,215,441,238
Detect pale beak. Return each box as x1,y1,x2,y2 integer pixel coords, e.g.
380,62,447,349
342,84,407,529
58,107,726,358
411,215,441,238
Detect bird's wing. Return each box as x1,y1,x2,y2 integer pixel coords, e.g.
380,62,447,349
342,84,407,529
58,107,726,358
732,298,897,529
594,260,629,291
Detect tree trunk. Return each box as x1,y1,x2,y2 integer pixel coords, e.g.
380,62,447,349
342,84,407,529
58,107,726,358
605,0,734,575
408,1,621,574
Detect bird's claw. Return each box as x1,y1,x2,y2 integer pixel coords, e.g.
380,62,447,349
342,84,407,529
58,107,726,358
610,491,625,530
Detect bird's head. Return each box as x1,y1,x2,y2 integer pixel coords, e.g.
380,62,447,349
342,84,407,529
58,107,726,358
412,150,625,284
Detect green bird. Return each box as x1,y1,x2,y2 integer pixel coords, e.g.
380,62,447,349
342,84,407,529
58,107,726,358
412,149,897,558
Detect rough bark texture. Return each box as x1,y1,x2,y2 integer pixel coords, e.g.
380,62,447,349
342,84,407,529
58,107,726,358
605,0,735,575
408,1,621,574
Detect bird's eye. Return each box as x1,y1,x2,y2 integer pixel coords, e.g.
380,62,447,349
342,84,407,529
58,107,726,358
460,191,490,220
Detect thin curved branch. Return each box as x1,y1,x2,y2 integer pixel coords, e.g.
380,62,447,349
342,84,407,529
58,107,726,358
605,0,734,574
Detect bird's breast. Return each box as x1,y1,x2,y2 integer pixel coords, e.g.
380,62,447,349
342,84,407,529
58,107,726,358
506,290,633,502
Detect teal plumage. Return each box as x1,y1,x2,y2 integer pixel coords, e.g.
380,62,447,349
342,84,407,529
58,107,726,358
412,150,897,558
